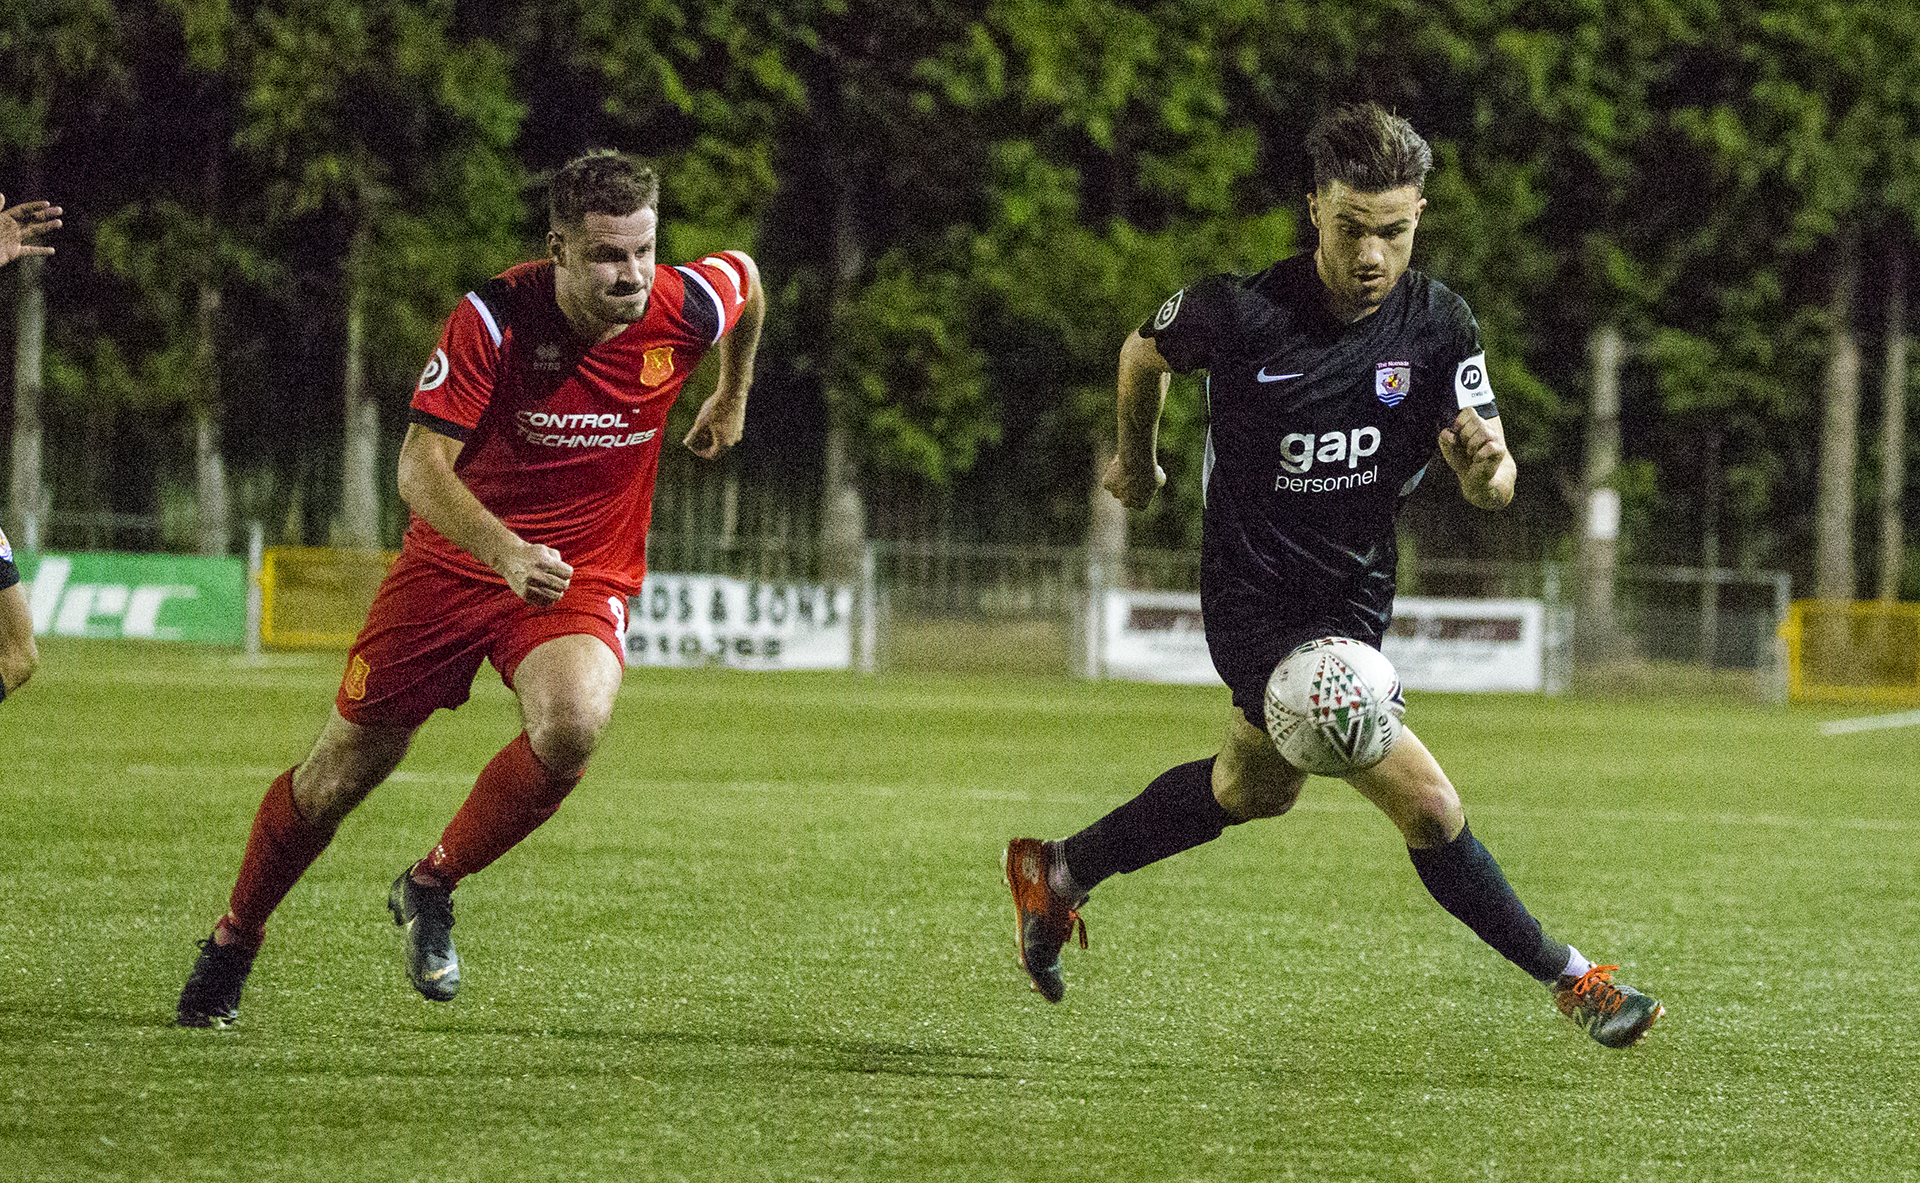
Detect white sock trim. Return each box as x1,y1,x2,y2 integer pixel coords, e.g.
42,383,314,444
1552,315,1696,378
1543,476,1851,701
1561,946,1592,980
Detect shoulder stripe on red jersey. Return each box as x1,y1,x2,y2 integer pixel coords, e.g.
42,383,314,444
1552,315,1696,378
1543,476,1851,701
674,266,726,344
702,255,743,303
464,290,503,347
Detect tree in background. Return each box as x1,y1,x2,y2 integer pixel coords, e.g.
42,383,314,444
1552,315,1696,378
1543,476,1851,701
0,0,121,548
88,0,277,558
0,0,1912,612
235,0,525,546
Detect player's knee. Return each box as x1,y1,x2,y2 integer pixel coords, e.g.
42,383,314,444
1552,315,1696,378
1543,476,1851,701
293,721,410,827
1391,784,1463,848
289,768,370,831
0,636,40,696
1215,767,1302,822
526,709,607,778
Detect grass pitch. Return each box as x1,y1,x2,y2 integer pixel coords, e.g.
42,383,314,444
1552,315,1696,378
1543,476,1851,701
2,638,1916,1182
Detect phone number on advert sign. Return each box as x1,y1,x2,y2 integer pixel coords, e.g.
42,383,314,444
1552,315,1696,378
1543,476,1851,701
626,630,790,664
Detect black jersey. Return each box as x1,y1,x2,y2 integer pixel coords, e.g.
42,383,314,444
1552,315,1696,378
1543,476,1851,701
1141,252,1496,642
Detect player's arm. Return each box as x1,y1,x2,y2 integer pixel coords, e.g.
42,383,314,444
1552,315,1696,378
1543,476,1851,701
396,424,573,606
684,253,765,459
1103,329,1172,510
1438,405,1517,510
0,582,39,701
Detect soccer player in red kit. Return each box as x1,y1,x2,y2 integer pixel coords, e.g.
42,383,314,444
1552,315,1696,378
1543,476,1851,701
177,150,765,1027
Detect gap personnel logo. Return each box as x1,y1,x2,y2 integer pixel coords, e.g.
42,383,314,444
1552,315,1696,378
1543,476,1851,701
1152,289,1183,331
641,346,675,386
1274,426,1383,494
343,653,371,701
1279,426,1382,475
1375,361,1411,407
417,349,450,392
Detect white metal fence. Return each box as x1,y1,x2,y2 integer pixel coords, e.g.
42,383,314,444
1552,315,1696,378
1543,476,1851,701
635,537,1790,695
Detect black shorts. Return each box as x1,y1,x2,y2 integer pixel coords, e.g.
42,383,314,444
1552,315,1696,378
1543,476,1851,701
1203,594,1388,730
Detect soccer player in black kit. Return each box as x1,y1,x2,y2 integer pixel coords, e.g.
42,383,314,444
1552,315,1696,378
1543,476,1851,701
1005,103,1663,1049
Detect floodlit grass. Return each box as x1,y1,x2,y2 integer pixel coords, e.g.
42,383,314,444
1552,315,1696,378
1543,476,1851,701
3,637,1916,1181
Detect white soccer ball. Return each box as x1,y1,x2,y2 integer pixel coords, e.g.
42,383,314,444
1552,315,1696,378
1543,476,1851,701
1262,637,1407,775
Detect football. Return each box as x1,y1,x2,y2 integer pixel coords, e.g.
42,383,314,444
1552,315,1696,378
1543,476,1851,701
1262,636,1407,775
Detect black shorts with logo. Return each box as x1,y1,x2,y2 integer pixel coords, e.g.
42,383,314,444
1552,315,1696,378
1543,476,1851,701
1202,578,1389,731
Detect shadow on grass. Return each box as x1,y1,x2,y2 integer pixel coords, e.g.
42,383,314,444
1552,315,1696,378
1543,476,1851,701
421,1023,1058,1079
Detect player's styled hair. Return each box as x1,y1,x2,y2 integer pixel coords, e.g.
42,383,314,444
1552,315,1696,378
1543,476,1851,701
548,149,660,229
1304,103,1433,195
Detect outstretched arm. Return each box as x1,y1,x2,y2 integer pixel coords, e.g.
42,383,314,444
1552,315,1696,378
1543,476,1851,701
684,253,766,459
396,424,573,606
1102,330,1172,510
1438,405,1517,510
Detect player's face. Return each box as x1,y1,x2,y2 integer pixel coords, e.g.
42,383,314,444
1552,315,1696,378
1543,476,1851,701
1308,181,1425,322
550,208,659,338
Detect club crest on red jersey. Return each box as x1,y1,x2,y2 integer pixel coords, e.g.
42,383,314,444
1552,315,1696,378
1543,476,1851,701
1375,361,1411,407
641,346,675,386
342,653,371,701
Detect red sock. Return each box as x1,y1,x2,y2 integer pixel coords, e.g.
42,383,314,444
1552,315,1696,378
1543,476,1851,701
222,768,335,949
415,733,581,888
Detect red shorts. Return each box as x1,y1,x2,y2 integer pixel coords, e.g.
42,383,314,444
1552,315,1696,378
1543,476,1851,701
334,548,629,729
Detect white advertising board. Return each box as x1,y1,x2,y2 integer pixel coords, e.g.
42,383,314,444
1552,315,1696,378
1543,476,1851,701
627,572,854,669
1099,590,1546,692
1100,589,1221,685
1380,597,1545,692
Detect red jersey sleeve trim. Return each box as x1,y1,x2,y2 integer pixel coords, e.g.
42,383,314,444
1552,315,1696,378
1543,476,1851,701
674,266,727,344
408,407,472,442
464,290,503,347
411,291,503,433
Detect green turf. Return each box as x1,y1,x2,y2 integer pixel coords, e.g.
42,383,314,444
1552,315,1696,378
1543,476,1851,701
2,637,1916,1181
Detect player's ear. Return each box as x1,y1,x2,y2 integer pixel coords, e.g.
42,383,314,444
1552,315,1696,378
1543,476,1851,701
1307,188,1321,229
547,229,565,265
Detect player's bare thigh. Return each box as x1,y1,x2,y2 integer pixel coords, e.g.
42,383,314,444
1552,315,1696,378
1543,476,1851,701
1213,709,1306,820
512,633,623,777
1343,726,1465,849
292,708,416,827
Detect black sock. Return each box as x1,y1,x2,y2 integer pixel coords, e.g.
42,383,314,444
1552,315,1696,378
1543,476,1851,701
1060,758,1232,893
1408,821,1570,983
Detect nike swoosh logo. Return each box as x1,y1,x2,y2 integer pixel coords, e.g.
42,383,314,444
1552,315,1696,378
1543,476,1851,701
423,963,458,981
1257,368,1304,383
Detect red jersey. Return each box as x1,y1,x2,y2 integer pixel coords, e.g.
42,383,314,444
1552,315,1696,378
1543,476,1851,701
406,252,755,594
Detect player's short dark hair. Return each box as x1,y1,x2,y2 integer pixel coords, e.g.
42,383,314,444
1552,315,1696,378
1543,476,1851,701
1304,103,1433,195
548,149,660,230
